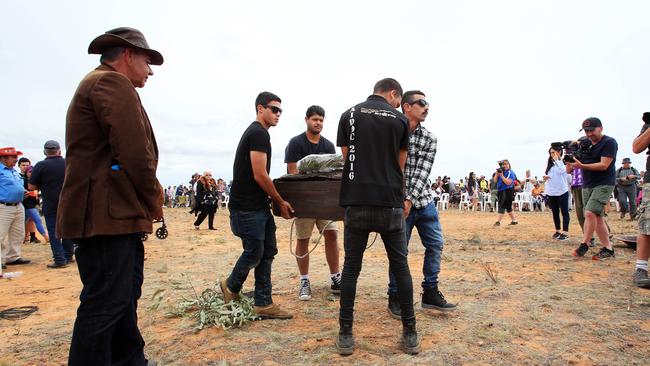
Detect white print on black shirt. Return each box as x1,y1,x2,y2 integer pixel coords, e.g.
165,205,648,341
348,107,355,180
360,107,397,119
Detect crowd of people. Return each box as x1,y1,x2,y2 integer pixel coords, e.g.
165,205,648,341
1,27,649,365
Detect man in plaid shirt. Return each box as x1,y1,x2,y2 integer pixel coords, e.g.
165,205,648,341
387,90,457,317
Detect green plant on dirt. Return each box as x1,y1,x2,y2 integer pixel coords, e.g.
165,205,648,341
166,277,259,330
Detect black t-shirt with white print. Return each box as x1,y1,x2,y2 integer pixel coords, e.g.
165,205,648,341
336,95,409,208
228,121,272,211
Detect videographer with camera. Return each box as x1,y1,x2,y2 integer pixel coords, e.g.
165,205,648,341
569,117,618,260
493,159,518,226
543,145,570,240
631,112,650,288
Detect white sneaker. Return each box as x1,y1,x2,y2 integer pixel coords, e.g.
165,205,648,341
298,279,312,301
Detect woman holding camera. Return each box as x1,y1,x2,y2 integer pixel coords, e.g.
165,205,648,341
494,159,518,226
543,146,570,240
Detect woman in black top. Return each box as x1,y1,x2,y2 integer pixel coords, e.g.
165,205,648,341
193,172,219,230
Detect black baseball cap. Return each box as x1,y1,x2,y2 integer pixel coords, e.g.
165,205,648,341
580,117,602,132
44,140,61,150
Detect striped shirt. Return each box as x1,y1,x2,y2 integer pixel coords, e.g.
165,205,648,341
404,124,437,209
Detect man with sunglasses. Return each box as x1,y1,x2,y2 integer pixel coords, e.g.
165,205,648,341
221,91,295,320
387,91,456,321
336,78,419,355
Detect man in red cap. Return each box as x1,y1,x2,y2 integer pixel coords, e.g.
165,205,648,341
60,27,163,366
0,147,31,271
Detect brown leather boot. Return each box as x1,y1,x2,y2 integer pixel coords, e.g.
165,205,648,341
254,303,293,319
219,278,240,304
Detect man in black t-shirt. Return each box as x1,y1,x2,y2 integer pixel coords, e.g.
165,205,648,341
221,91,294,320
284,105,341,301
570,117,618,260
631,112,650,288
335,78,419,355
29,140,74,268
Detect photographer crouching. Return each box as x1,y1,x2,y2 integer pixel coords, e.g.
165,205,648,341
631,112,650,288
568,117,618,260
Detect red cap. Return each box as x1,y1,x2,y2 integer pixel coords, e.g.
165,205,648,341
0,147,23,157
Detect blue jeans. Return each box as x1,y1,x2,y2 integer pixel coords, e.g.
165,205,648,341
25,207,47,236
44,212,74,264
340,206,414,322
388,201,444,294
227,209,277,307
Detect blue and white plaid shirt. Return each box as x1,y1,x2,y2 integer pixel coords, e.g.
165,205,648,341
404,124,437,209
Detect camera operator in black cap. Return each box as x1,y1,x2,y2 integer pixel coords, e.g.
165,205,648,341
631,112,650,288
569,117,618,260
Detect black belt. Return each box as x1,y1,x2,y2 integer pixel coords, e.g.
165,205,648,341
0,201,20,206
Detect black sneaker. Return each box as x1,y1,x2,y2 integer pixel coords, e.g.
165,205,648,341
330,275,341,294
509,221,518,225
336,322,354,355
494,221,501,227
572,243,589,257
592,247,615,260
46,262,68,269
557,233,569,241
422,287,457,312
387,292,401,319
552,232,561,240
633,268,650,289
298,279,312,301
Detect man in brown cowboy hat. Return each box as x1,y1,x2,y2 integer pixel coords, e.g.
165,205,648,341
60,27,163,366
0,147,31,273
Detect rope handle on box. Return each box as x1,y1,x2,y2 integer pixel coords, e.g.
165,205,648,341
288,219,378,259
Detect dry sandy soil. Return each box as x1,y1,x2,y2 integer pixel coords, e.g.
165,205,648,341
1,207,649,365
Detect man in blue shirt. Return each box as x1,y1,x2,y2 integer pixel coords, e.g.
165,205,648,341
0,147,31,270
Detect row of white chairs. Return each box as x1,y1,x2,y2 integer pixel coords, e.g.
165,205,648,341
436,192,546,212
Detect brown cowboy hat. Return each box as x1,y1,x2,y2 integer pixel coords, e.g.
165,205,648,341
0,147,23,157
88,27,163,65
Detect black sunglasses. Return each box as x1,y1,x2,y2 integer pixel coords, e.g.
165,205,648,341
408,99,429,108
264,105,283,114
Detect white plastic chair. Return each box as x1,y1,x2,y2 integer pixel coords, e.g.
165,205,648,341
458,193,470,211
609,192,620,211
438,193,449,211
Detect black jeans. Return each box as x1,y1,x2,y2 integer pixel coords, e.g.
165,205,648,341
227,209,277,306
497,188,515,214
194,204,216,229
69,234,147,366
340,206,414,323
547,192,570,232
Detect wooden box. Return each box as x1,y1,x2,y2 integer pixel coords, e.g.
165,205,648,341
272,174,344,221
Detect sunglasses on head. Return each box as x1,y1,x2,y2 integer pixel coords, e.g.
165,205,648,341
408,99,429,108
264,105,283,114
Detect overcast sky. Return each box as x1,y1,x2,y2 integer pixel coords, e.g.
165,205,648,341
2,1,649,186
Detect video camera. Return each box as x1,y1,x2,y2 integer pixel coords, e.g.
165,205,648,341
550,139,591,163
496,160,506,174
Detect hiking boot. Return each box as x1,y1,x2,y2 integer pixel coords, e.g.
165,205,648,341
30,238,41,244
330,275,341,294
572,243,589,257
592,247,615,260
219,278,240,304
254,303,293,319
422,287,457,312
633,268,650,289
387,292,401,319
46,262,68,269
336,321,354,355
298,279,312,301
552,232,561,240
402,318,421,355
557,233,569,241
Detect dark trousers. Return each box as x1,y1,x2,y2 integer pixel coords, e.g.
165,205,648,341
548,192,570,232
68,234,147,366
194,206,216,229
497,188,515,214
617,184,637,216
340,206,414,323
44,212,74,264
227,209,277,307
